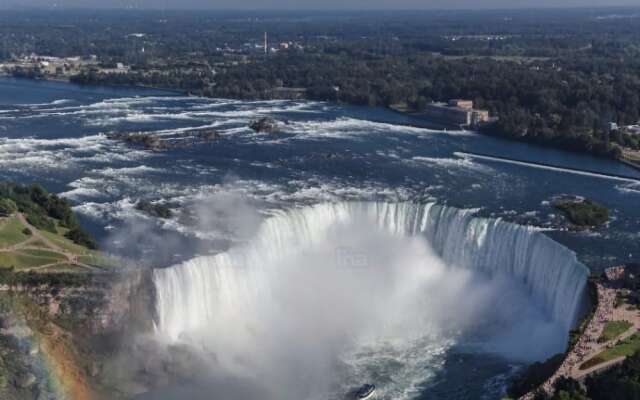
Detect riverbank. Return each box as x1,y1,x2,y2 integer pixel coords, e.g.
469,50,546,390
386,102,639,175
387,103,460,130
0,73,185,97
621,149,640,172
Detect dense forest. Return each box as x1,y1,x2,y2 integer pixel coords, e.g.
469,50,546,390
3,9,640,159
201,51,640,158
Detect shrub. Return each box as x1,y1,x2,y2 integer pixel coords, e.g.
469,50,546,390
25,212,56,233
65,227,97,250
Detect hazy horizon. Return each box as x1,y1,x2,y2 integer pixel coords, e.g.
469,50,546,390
1,0,640,11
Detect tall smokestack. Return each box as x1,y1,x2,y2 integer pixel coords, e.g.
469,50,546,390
264,32,268,54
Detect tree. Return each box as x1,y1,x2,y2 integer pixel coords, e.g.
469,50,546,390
0,198,17,217
65,227,98,250
551,377,589,400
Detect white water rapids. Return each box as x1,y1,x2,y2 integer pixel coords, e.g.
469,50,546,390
152,202,589,400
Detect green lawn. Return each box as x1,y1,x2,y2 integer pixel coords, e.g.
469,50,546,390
0,216,30,248
0,215,118,272
27,239,50,248
19,249,66,260
0,251,62,270
581,333,640,370
599,321,633,343
41,230,92,255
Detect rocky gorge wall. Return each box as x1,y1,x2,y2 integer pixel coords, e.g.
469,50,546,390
0,270,155,400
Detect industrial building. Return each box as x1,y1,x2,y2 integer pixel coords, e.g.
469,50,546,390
420,99,490,127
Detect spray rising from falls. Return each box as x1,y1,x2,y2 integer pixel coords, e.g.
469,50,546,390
153,202,589,400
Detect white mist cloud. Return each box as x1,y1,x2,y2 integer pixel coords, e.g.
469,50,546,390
102,177,264,265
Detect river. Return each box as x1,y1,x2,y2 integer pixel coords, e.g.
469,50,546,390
1,76,639,399
0,77,637,269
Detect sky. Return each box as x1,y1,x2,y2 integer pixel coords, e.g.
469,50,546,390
2,0,640,10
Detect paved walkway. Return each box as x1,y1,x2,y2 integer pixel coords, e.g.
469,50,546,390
520,278,640,399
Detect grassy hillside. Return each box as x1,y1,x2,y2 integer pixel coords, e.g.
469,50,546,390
0,182,119,273
0,213,120,272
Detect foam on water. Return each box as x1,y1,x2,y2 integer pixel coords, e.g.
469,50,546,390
410,155,492,173
617,182,640,195
285,117,454,140
0,135,109,170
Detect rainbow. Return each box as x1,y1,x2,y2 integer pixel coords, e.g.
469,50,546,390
2,293,97,400
32,321,96,400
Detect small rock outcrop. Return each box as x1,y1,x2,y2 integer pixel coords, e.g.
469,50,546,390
196,129,221,141
107,132,166,151
107,128,221,151
552,195,609,229
249,117,279,133
135,200,173,219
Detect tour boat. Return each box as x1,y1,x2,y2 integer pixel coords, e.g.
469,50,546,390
355,384,376,399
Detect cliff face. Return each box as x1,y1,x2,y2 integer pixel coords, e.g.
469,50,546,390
20,273,151,334
0,270,154,334
0,270,155,400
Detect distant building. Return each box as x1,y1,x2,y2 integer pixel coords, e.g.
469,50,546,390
38,61,58,75
628,125,640,135
471,109,490,125
448,99,474,110
604,264,640,291
99,63,130,75
420,100,490,127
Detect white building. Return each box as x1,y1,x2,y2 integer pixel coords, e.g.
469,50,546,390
628,125,640,135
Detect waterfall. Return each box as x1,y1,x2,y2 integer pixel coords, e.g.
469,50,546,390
154,202,588,344
360,202,589,331
151,201,590,399
153,201,588,357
